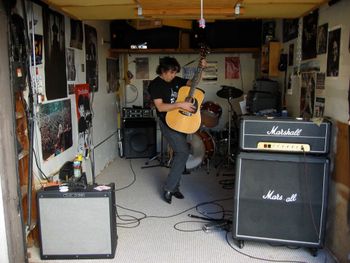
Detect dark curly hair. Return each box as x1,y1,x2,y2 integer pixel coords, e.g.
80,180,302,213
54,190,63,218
156,56,181,75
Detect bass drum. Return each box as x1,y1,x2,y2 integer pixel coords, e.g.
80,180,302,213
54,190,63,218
201,101,222,128
186,130,215,170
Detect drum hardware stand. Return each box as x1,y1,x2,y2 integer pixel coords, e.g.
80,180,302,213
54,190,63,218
215,99,236,176
215,86,242,176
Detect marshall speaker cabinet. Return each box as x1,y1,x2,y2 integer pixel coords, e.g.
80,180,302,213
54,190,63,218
234,116,331,250
37,184,117,259
234,152,329,248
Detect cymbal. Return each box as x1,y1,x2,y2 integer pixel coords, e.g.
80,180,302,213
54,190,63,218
216,85,243,99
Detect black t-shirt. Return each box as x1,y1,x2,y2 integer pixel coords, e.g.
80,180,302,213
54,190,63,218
148,76,188,123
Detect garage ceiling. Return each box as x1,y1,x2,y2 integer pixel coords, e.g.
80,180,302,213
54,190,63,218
40,0,329,21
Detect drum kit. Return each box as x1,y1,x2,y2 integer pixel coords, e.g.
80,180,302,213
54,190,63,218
186,85,243,172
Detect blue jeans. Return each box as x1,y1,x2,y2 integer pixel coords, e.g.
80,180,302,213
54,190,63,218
158,120,189,192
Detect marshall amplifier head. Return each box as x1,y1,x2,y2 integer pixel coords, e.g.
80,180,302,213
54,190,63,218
239,116,331,154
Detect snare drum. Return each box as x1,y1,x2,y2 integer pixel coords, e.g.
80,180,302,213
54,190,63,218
186,130,215,170
201,101,222,128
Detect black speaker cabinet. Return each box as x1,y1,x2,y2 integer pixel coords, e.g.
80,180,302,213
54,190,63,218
37,184,117,259
122,118,156,158
234,152,329,248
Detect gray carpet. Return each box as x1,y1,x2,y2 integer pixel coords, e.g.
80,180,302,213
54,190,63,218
29,157,337,263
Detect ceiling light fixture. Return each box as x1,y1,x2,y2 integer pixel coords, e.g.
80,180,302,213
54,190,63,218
198,0,205,28
234,3,241,15
137,5,143,16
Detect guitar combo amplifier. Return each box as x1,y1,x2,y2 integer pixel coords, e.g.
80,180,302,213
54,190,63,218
121,107,157,158
122,117,157,158
37,184,117,259
234,116,331,251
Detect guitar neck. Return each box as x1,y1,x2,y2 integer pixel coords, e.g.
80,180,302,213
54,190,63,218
187,44,209,98
189,62,204,97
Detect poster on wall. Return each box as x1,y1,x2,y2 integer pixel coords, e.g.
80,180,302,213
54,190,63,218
317,23,328,54
282,19,299,43
42,8,67,100
225,57,240,79
288,43,294,66
135,57,149,79
106,58,120,93
66,48,76,81
39,99,72,161
70,19,83,50
314,73,326,118
300,72,316,119
85,24,98,92
32,34,43,65
143,80,153,109
202,61,218,82
302,11,318,60
327,27,341,77
75,84,92,157
314,97,325,118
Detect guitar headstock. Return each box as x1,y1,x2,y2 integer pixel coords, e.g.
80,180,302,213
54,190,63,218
199,43,210,59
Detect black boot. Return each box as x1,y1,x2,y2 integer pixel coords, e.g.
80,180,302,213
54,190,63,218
173,190,184,199
163,191,173,204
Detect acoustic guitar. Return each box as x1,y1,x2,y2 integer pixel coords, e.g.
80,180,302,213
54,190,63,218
165,45,209,134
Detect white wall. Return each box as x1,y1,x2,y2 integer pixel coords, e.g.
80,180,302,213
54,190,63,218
280,1,350,123
0,182,9,263
320,2,350,123
84,20,119,176
27,3,119,181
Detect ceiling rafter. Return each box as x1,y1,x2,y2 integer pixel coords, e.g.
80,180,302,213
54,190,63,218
39,0,328,21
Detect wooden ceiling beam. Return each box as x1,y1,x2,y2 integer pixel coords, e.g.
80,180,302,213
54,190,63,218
139,8,235,17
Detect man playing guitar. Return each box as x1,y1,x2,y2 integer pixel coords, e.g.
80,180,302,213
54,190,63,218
148,56,207,204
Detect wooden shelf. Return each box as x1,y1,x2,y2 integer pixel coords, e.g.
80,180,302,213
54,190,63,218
109,47,260,56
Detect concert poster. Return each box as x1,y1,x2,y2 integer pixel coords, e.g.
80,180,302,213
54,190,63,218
39,99,72,160
225,57,240,79
85,24,98,92
75,84,92,156
42,8,67,100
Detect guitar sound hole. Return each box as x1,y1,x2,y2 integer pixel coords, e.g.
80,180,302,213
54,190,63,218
179,110,192,116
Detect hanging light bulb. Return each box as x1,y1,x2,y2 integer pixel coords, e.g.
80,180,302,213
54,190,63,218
198,0,206,28
234,3,241,15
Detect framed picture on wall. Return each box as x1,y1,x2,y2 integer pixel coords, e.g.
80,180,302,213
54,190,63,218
327,27,341,77
317,23,328,54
